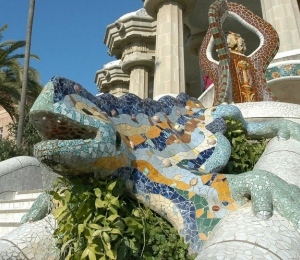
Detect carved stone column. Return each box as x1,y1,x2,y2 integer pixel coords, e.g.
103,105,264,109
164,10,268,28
94,60,130,97
129,66,148,99
144,0,195,97
121,41,154,99
260,0,300,52
104,9,156,98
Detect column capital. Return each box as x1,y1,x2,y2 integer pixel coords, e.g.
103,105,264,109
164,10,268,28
122,52,154,74
104,8,156,59
95,60,130,94
144,0,196,18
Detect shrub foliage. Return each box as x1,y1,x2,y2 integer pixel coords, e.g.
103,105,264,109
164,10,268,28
51,176,196,260
0,138,24,161
224,117,268,173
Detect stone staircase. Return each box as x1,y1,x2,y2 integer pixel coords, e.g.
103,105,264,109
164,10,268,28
0,190,42,237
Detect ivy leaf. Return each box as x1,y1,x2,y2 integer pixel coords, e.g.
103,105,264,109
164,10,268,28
107,214,119,223
49,190,61,200
107,181,117,193
133,209,141,218
88,223,103,230
52,205,67,218
106,249,116,259
95,198,108,209
94,188,102,198
102,241,116,259
123,217,143,229
88,249,97,260
64,190,72,203
102,231,111,244
110,197,120,207
65,247,73,260
110,228,122,235
114,219,125,230
94,214,105,223
61,238,74,253
78,224,85,237
81,247,89,259
56,209,70,222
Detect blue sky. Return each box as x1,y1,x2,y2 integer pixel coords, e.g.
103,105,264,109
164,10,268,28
0,0,143,95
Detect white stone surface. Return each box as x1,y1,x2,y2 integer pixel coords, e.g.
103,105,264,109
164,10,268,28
196,111,300,259
254,138,300,187
197,203,300,259
198,84,214,108
235,101,300,123
0,215,57,260
0,156,39,176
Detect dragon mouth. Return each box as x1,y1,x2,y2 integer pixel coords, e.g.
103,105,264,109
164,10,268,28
30,111,101,173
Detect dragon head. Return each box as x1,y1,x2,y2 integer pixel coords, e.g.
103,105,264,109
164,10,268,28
30,76,130,176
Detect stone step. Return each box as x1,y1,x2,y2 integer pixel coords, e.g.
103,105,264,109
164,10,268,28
0,209,28,222
0,199,36,211
14,189,43,200
0,190,45,237
0,222,21,238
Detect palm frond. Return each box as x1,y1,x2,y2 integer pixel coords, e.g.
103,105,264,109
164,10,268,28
0,24,8,34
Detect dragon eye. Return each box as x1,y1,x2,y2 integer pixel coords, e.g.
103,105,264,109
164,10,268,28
82,108,93,116
116,132,121,149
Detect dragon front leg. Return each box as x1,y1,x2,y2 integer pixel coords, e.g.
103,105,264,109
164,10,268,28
213,104,300,141
227,170,300,228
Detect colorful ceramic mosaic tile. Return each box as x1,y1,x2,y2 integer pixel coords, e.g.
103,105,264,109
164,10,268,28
29,76,300,254
266,63,300,81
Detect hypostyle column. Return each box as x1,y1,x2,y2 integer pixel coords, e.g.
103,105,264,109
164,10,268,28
129,66,149,99
260,0,300,52
144,0,195,97
121,43,154,99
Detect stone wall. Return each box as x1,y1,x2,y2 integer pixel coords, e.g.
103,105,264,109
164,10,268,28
0,107,13,139
0,156,58,200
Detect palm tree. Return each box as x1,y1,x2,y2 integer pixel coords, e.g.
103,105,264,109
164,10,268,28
0,24,41,121
17,0,36,147
0,25,25,120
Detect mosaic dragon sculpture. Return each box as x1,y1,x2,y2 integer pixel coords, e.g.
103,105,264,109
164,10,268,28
28,76,300,255
1,0,299,258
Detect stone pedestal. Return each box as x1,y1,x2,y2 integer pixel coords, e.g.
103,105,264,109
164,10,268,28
144,0,195,98
260,0,300,52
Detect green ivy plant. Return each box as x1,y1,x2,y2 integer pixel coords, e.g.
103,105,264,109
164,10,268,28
51,176,196,260
224,117,268,174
